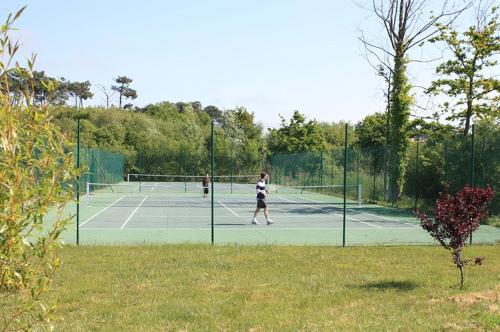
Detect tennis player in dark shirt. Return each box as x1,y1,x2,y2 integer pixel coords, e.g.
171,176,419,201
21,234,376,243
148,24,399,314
202,174,210,198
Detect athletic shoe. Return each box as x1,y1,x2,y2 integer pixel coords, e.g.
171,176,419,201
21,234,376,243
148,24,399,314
266,219,274,225
252,218,259,225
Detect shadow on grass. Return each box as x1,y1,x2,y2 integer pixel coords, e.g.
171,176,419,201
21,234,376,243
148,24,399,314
353,280,419,291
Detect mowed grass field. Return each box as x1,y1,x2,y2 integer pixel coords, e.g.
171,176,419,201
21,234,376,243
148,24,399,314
45,245,499,331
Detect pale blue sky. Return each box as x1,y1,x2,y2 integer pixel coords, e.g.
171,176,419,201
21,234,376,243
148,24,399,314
2,1,463,126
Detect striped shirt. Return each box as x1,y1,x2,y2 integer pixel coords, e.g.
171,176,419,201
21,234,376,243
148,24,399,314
256,179,266,199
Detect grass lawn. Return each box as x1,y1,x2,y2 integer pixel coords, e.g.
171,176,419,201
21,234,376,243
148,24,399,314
40,245,500,331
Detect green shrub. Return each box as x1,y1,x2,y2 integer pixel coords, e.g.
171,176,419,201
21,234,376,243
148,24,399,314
0,7,77,330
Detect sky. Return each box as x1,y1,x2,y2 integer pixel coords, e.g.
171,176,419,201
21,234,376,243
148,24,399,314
1,1,479,127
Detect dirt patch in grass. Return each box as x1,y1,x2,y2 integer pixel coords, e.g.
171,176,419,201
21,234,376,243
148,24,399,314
450,284,500,313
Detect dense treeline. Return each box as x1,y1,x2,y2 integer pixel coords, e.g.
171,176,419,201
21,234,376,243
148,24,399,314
53,102,267,177
53,103,360,177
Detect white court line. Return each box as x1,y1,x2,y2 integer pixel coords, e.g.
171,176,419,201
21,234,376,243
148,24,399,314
299,196,418,228
217,200,240,217
351,206,419,227
79,195,126,227
151,182,158,191
279,197,383,229
120,196,148,229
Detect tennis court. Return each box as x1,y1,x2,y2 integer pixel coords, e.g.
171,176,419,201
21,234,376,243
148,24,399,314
76,179,500,245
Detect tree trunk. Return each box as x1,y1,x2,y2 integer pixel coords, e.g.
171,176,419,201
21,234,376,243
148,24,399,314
459,264,464,290
453,250,465,290
388,52,411,201
384,79,390,201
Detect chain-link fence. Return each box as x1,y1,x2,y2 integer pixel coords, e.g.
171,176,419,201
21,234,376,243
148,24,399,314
74,123,500,246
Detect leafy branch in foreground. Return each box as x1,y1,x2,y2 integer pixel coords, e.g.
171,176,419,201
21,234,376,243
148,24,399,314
0,6,77,331
416,186,494,289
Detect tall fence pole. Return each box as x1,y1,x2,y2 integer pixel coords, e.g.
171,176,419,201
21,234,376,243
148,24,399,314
343,124,348,247
211,120,215,244
471,124,475,187
356,149,360,202
383,145,388,201
183,151,187,193
331,152,334,186
480,137,485,187
415,141,419,210
470,124,475,245
443,141,448,184
76,118,80,246
320,151,324,190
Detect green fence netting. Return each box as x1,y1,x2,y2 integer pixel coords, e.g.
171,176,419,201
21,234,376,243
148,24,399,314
79,147,125,191
75,123,500,246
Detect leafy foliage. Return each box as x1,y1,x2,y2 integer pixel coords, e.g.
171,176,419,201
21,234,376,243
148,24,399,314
112,76,137,109
0,7,77,330
416,186,494,288
428,6,500,136
268,111,326,153
52,102,266,177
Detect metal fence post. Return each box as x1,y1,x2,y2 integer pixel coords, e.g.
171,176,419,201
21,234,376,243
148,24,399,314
356,149,360,202
444,140,448,184
76,118,80,246
470,124,475,245
211,120,215,244
471,124,475,187
343,124,348,247
415,141,419,210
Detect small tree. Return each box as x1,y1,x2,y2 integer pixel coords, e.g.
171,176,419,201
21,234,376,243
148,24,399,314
416,186,494,289
111,76,137,109
428,5,500,137
98,84,116,109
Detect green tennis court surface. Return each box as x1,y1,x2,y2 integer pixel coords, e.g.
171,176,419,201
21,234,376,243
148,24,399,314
67,181,500,245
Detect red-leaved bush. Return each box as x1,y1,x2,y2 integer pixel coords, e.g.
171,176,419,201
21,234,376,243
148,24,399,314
416,186,494,289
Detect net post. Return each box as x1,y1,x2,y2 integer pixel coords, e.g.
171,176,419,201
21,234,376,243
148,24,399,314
343,124,348,247
127,173,129,183
76,118,80,246
211,119,215,244
86,181,90,206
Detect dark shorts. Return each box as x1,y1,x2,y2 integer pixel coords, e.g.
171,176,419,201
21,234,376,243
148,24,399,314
204,188,209,194
257,198,267,209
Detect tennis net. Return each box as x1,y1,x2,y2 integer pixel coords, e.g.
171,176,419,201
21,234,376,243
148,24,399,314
127,173,262,183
